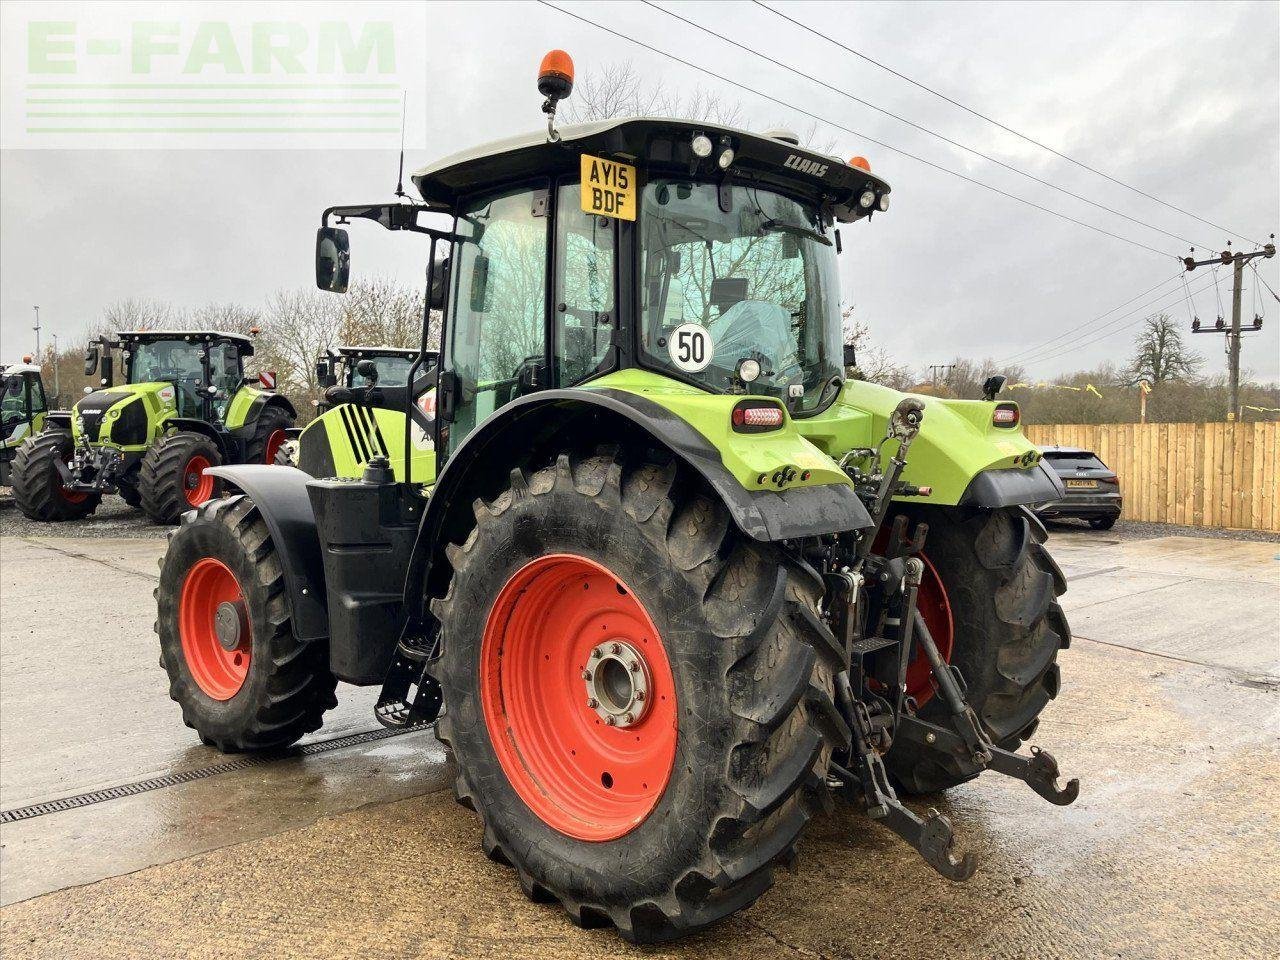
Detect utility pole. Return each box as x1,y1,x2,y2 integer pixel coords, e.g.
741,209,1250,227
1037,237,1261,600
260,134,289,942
32,305,41,357
51,333,60,406
1186,237,1276,420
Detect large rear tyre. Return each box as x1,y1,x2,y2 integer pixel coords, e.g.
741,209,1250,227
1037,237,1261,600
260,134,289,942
139,431,221,523
156,494,338,751
886,506,1070,793
243,405,294,465
10,431,101,521
435,451,846,943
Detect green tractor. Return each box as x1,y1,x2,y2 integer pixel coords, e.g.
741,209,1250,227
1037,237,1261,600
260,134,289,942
275,345,440,476
12,330,296,523
1,358,49,486
155,53,1076,943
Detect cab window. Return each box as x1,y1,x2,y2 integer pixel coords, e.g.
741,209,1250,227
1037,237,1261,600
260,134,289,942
554,183,616,385
30,376,46,413
445,185,549,453
208,342,242,418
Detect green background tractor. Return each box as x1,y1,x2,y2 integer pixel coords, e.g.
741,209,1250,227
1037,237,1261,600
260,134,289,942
1,359,48,487
155,56,1075,944
12,330,296,523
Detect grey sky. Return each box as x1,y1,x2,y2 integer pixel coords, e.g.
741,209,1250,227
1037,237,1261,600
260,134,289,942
2,0,1277,380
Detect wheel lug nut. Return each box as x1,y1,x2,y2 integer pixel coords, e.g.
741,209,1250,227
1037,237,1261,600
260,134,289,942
581,669,592,680
622,713,634,724
629,661,640,672
610,643,621,655
604,715,616,726
590,649,602,659
587,697,598,708
634,690,645,702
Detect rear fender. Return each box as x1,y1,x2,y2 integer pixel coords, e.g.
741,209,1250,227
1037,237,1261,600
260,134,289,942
398,387,872,635
204,465,329,641
226,387,297,432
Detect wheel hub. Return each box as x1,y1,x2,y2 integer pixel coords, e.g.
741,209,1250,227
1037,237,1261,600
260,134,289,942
214,599,246,651
583,640,650,727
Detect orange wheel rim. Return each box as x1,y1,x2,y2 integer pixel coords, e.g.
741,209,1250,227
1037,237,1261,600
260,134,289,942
179,557,250,700
263,430,286,464
183,455,214,506
480,554,677,841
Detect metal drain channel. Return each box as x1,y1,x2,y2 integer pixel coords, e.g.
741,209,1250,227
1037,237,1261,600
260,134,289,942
0,723,431,824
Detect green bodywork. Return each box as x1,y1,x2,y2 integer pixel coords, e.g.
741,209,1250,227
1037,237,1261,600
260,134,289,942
299,404,437,486
70,381,272,450
313,367,1040,507
581,369,1041,506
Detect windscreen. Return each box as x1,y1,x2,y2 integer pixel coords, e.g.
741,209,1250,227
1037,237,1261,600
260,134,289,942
1,375,24,424
354,355,414,387
639,180,843,414
129,339,204,384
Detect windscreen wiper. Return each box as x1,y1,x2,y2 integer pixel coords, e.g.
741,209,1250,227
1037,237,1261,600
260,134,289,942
761,219,832,246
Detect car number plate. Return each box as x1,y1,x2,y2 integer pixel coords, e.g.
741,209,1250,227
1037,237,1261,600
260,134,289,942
1066,479,1098,488
580,154,636,221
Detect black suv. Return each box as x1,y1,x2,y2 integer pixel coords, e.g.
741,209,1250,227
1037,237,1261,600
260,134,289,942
1034,446,1123,530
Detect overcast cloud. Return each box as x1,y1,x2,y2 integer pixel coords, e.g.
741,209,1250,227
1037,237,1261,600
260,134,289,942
2,0,1277,380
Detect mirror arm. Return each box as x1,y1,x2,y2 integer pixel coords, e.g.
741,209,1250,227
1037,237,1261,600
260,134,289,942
322,203,458,243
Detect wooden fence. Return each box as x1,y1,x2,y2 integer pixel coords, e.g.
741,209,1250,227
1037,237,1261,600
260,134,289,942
1023,422,1280,532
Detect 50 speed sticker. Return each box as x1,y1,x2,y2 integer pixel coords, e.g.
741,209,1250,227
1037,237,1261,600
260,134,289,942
668,323,713,373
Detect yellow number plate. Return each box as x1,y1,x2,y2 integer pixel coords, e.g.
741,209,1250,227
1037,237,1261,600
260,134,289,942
1066,479,1098,488
580,153,636,221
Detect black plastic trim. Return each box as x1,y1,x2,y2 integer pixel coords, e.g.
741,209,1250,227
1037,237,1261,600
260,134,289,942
959,462,1066,509
204,465,329,641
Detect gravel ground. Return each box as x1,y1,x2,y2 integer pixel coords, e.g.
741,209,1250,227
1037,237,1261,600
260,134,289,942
3,486,1276,544
1043,516,1280,543
0,489,171,540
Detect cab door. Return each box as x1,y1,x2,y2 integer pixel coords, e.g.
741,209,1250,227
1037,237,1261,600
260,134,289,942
438,183,551,458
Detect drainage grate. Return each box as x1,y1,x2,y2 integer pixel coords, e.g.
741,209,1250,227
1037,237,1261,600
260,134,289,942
0,723,431,824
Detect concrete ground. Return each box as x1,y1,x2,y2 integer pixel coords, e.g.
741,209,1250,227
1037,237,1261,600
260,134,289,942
1,524,1277,959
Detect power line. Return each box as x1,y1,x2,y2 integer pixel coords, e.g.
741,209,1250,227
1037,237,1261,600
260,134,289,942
1019,275,1220,368
753,0,1265,248
641,0,1210,250
998,272,1185,362
537,1,1178,259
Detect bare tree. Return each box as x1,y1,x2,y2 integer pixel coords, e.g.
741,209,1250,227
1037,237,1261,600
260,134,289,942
1128,313,1201,385
842,309,909,387
563,61,743,126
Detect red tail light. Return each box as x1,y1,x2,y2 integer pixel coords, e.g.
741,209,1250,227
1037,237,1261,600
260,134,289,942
992,403,1019,427
731,400,785,433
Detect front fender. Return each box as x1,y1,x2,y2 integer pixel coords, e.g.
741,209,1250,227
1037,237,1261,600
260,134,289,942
204,465,329,641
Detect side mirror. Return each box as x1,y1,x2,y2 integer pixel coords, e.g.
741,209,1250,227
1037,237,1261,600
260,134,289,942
842,343,857,369
355,359,379,384
982,375,1007,401
84,344,99,377
315,226,351,293
429,255,451,311
100,355,114,388
469,254,490,313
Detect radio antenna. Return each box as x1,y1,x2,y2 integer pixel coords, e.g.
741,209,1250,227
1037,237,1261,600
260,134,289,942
394,91,407,198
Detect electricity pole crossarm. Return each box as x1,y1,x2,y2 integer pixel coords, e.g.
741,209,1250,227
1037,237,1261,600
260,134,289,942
1185,239,1276,420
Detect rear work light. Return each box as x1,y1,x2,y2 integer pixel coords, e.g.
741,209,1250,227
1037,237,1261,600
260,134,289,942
731,400,785,433
992,403,1020,427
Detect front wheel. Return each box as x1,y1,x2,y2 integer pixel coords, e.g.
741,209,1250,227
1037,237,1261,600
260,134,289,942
139,431,221,523
886,506,1070,793
10,431,101,521
156,494,337,750
244,404,294,465
435,451,845,943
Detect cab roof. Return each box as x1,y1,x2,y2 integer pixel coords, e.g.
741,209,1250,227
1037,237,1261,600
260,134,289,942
412,116,890,221
2,362,41,377
334,345,422,357
115,330,255,355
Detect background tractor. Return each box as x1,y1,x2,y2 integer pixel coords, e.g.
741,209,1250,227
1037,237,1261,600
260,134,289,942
1,358,48,486
155,52,1076,944
276,345,439,476
12,330,295,523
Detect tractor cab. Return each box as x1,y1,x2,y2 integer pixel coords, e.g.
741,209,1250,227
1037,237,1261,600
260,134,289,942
317,114,890,474
1,358,48,485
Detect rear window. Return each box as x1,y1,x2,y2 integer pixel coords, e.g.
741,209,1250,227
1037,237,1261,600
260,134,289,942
1044,452,1107,471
